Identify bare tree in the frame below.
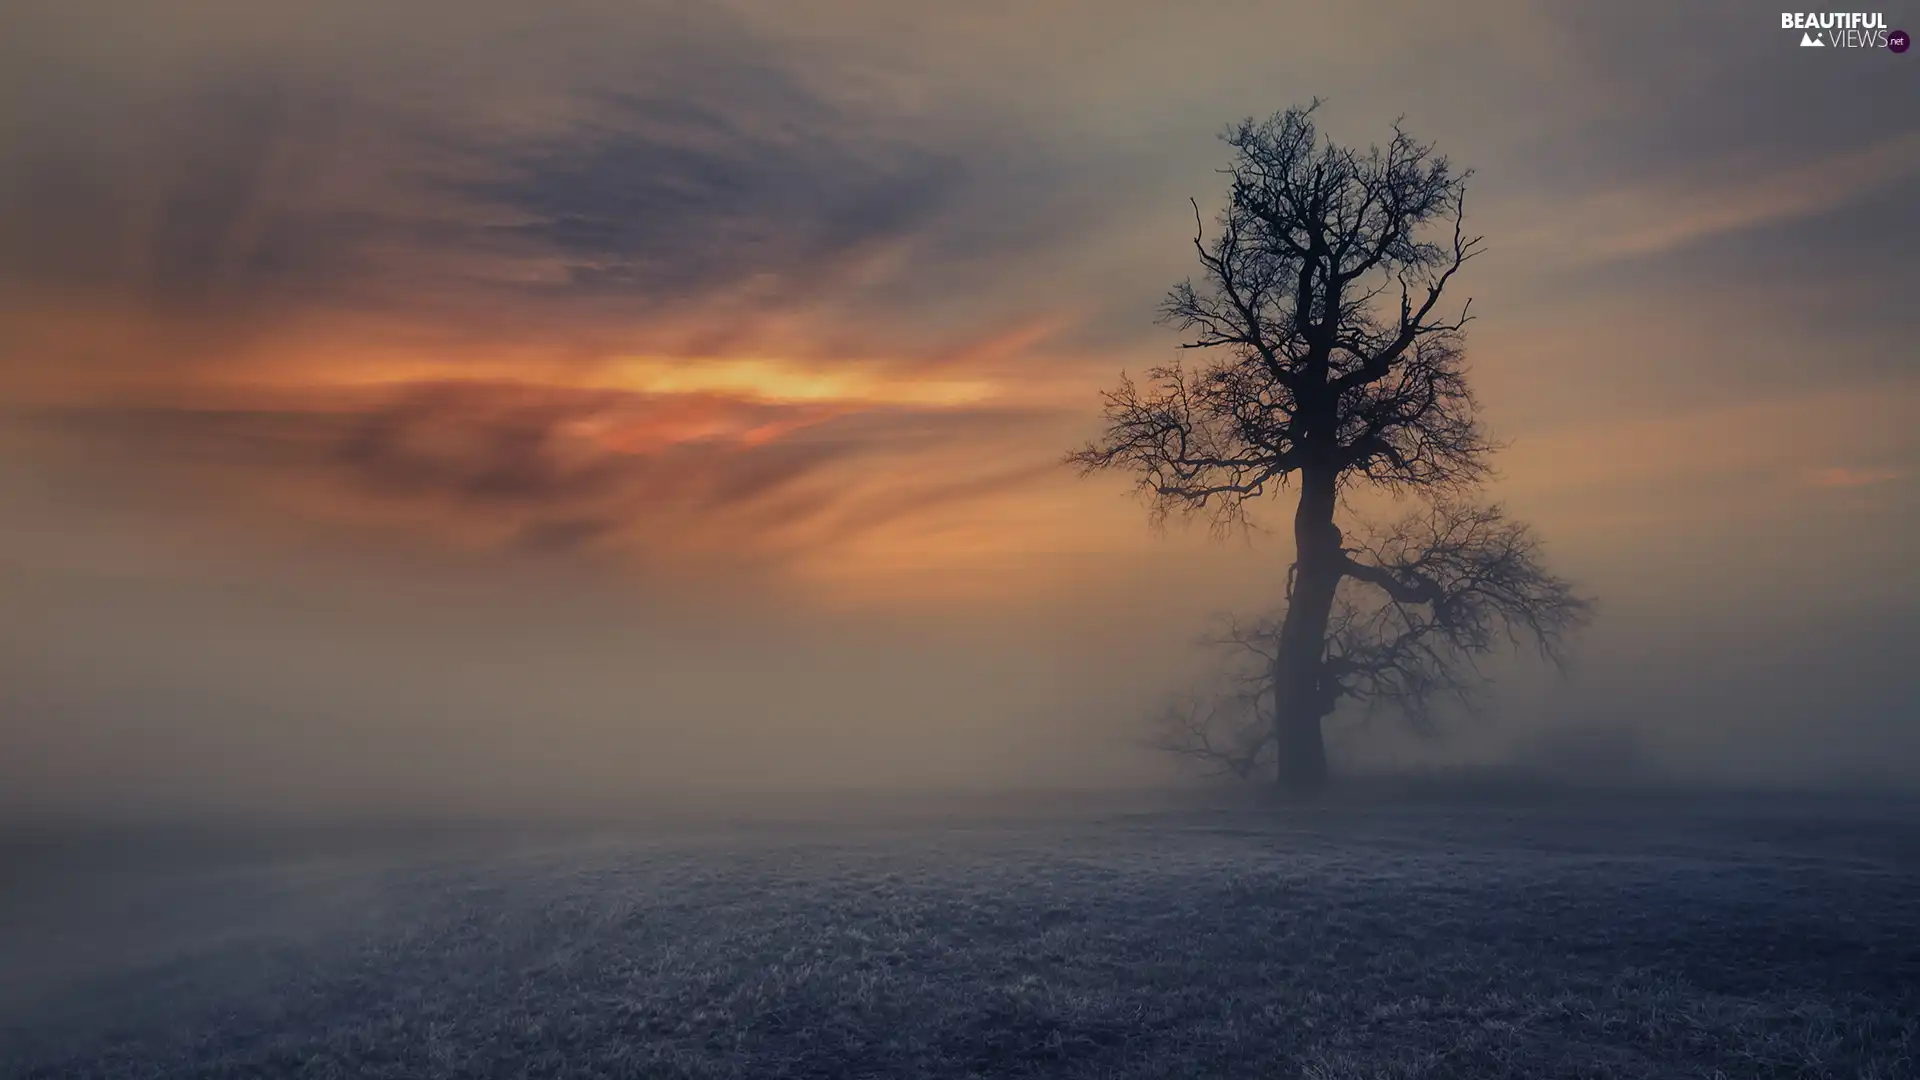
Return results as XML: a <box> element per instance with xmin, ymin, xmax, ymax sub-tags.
<box><xmin>1148</xmin><ymin>614</ymin><xmax>1279</xmax><ymax>780</ymax></box>
<box><xmin>1149</xmin><ymin>692</ymin><xmax>1270</xmax><ymax>781</ymax></box>
<box><xmin>1156</xmin><ymin>501</ymin><xmax>1593</xmax><ymax>781</ymax></box>
<box><xmin>1072</xmin><ymin>102</ymin><xmax>1593</xmax><ymax>789</ymax></box>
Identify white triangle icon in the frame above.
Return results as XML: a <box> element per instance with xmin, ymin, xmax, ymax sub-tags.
<box><xmin>1800</xmin><ymin>31</ymin><xmax>1824</xmax><ymax>45</ymax></box>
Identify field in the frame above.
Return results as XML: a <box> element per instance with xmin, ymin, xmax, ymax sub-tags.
<box><xmin>4</xmin><ymin>788</ymin><xmax>1917</xmax><ymax>1078</ymax></box>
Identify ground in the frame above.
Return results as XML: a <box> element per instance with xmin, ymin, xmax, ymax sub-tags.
<box><xmin>3</xmin><ymin>788</ymin><xmax>1917</xmax><ymax>1078</ymax></box>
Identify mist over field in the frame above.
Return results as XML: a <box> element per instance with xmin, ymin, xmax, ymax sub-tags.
<box><xmin>4</xmin><ymin>452</ymin><xmax>1916</xmax><ymax>820</ymax></box>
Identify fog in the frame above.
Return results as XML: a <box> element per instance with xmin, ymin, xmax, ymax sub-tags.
<box><xmin>0</xmin><ymin>552</ymin><xmax>1158</xmax><ymax>822</ymax></box>
<box><xmin>4</xmin><ymin>447</ymin><xmax>1916</xmax><ymax>825</ymax></box>
<box><xmin>0</xmin><ymin>449</ymin><xmax>1203</xmax><ymax>820</ymax></box>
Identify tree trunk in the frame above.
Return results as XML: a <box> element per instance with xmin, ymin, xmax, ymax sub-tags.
<box><xmin>1273</xmin><ymin>465</ymin><xmax>1342</xmax><ymax>790</ymax></box>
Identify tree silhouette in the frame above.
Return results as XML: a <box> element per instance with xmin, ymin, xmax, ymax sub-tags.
<box><xmin>1074</xmin><ymin>103</ymin><xmax>1593</xmax><ymax>789</ymax></box>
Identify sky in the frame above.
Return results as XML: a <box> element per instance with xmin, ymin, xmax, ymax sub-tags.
<box><xmin>2</xmin><ymin>0</ymin><xmax>1916</xmax><ymax>817</ymax></box>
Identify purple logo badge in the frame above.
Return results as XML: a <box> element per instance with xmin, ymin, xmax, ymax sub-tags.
<box><xmin>1891</xmin><ymin>29</ymin><xmax>1911</xmax><ymax>52</ymax></box>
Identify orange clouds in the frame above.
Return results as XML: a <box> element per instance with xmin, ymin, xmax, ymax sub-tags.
<box><xmin>6</xmin><ymin>354</ymin><xmax>1092</xmax><ymax>599</ymax></box>
<box><xmin>604</xmin><ymin>356</ymin><xmax>998</xmax><ymax>407</ymax></box>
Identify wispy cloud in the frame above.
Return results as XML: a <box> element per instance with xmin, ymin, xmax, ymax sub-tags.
<box><xmin>1505</xmin><ymin>132</ymin><xmax>1920</xmax><ymax>264</ymax></box>
<box><xmin>16</xmin><ymin>377</ymin><xmax>1076</xmax><ymax>584</ymax></box>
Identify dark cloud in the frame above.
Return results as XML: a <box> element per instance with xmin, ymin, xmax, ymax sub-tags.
<box><xmin>337</xmin><ymin>384</ymin><xmax>638</xmax><ymax>507</ymax></box>
<box><xmin>0</xmin><ymin>1</ymin><xmax>1116</xmax><ymax>352</ymax></box>
<box><xmin>327</xmin><ymin>383</ymin><xmax>1058</xmax><ymax>518</ymax></box>
<box><xmin>465</xmin><ymin>86</ymin><xmax>965</xmax><ymax>304</ymax></box>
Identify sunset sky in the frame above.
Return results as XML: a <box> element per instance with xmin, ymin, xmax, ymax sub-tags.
<box><xmin>3</xmin><ymin>0</ymin><xmax>1916</xmax><ymax>814</ymax></box>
